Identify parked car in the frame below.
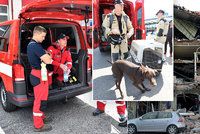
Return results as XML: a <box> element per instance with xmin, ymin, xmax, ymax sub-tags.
<box><xmin>128</xmin><ymin>111</ymin><xmax>186</xmax><ymax>134</ymax></box>
<box><xmin>0</xmin><ymin>0</ymin><xmax>92</xmax><ymax>112</ymax></box>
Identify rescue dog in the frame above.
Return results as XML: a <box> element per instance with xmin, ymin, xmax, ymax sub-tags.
<box><xmin>110</xmin><ymin>60</ymin><xmax>158</xmax><ymax>98</ymax></box>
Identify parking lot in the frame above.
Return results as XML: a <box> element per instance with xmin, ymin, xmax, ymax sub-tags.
<box><xmin>0</xmin><ymin>92</ymin><xmax>127</xmax><ymax>134</ymax></box>
<box><xmin>93</xmin><ymin>48</ymin><xmax>173</xmax><ymax>101</ymax></box>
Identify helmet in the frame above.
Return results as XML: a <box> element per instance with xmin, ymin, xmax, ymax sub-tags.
<box><xmin>114</xmin><ymin>0</ymin><xmax>124</xmax><ymax>5</ymax></box>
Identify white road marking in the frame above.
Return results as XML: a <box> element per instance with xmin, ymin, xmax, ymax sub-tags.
<box><xmin>0</xmin><ymin>127</ymin><xmax>5</xmax><ymax>134</ymax></box>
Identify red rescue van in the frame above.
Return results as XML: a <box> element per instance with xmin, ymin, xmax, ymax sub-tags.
<box><xmin>0</xmin><ymin>0</ymin><xmax>92</xmax><ymax>112</ymax></box>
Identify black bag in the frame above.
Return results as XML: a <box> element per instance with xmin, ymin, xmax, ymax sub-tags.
<box><xmin>107</xmin><ymin>34</ymin><xmax>125</xmax><ymax>47</ymax></box>
<box><xmin>30</xmin><ymin>74</ymin><xmax>40</xmax><ymax>87</ymax></box>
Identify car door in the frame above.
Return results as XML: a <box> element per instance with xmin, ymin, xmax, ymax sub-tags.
<box><xmin>155</xmin><ymin>112</ymin><xmax>172</xmax><ymax>132</ymax></box>
<box><xmin>137</xmin><ymin>112</ymin><xmax>158</xmax><ymax>132</ymax></box>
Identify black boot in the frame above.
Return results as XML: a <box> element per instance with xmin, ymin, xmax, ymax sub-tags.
<box><xmin>92</xmin><ymin>108</ymin><xmax>104</xmax><ymax>116</ymax></box>
<box><xmin>34</xmin><ymin>124</ymin><xmax>52</xmax><ymax>132</ymax></box>
<box><xmin>118</xmin><ymin>115</ymin><xmax>127</xmax><ymax>127</ymax></box>
<box><xmin>43</xmin><ymin>116</ymin><xmax>53</xmax><ymax>124</ymax></box>
<box><xmin>118</xmin><ymin>120</ymin><xmax>127</xmax><ymax>127</ymax></box>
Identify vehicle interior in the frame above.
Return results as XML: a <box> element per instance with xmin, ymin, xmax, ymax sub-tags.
<box><xmin>19</xmin><ymin>23</ymin><xmax>87</xmax><ymax>94</ymax></box>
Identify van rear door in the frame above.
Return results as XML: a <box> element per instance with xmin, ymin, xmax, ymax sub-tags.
<box><xmin>135</xmin><ymin>0</ymin><xmax>146</xmax><ymax>39</ymax></box>
<box><xmin>19</xmin><ymin>0</ymin><xmax>92</xmax><ymax>87</ymax></box>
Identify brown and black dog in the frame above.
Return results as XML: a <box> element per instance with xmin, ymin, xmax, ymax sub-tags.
<box><xmin>111</xmin><ymin>60</ymin><xmax>158</xmax><ymax>98</ymax></box>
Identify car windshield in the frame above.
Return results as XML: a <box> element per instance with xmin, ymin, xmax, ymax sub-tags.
<box><xmin>0</xmin><ymin>25</ymin><xmax>9</xmax><ymax>37</ymax></box>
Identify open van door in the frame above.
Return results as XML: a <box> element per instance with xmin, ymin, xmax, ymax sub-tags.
<box><xmin>93</xmin><ymin>0</ymin><xmax>100</xmax><ymax>49</ymax></box>
<box><xmin>135</xmin><ymin>0</ymin><xmax>146</xmax><ymax>39</ymax></box>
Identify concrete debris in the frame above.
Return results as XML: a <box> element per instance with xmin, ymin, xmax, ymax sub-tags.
<box><xmin>184</xmin><ymin>113</ymin><xmax>200</xmax><ymax>133</ymax></box>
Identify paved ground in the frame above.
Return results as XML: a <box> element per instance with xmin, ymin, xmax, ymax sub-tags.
<box><xmin>93</xmin><ymin>47</ymin><xmax>173</xmax><ymax>101</ymax></box>
<box><xmin>0</xmin><ymin>92</ymin><xmax>127</xmax><ymax>134</ymax></box>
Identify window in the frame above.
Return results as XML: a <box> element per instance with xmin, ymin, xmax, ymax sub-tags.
<box><xmin>157</xmin><ymin>112</ymin><xmax>172</xmax><ymax>119</ymax></box>
<box><xmin>0</xmin><ymin>25</ymin><xmax>11</xmax><ymax>52</ymax></box>
<box><xmin>137</xmin><ymin>8</ymin><xmax>142</xmax><ymax>26</ymax></box>
<box><xmin>142</xmin><ymin>112</ymin><xmax>158</xmax><ymax>120</ymax></box>
<box><xmin>0</xmin><ymin>25</ymin><xmax>9</xmax><ymax>37</ymax></box>
<box><xmin>0</xmin><ymin>5</ymin><xmax>8</xmax><ymax>22</ymax></box>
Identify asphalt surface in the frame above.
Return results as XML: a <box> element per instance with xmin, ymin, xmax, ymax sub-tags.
<box><xmin>0</xmin><ymin>92</ymin><xmax>127</xmax><ymax>134</ymax></box>
<box><xmin>93</xmin><ymin>47</ymin><xmax>173</xmax><ymax>101</ymax></box>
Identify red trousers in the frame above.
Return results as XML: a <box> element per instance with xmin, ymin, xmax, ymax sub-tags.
<box><xmin>31</xmin><ymin>69</ymin><xmax>49</xmax><ymax>129</ymax></box>
<box><xmin>97</xmin><ymin>101</ymin><xmax>126</xmax><ymax>115</ymax></box>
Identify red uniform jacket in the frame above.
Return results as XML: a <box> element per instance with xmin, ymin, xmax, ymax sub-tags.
<box><xmin>47</xmin><ymin>44</ymin><xmax>72</xmax><ymax>75</ymax></box>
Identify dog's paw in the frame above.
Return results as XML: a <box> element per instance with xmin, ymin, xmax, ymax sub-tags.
<box><xmin>141</xmin><ymin>90</ymin><xmax>146</xmax><ymax>93</ymax></box>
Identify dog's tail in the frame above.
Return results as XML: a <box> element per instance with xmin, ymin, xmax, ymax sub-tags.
<box><xmin>107</xmin><ymin>60</ymin><xmax>112</xmax><ymax>65</ymax></box>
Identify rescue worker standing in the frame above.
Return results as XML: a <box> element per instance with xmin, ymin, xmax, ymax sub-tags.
<box><xmin>47</xmin><ymin>33</ymin><xmax>72</xmax><ymax>86</ymax></box>
<box><xmin>93</xmin><ymin>101</ymin><xmax>127</xmax><ymax>127</ymax></box>
<box><xmin>164</xmin><ymin>20</ymin><xmax>173</xmax><ymax>57</ymax></box>
<box><xmin>102</xmin><ymin>0</ymin><xmax>134</xmax><ymax>62</ymax></box>
<box><xmin>27</xmin><ymin>26</ymin><xmax>68</xmax><ymax>132</ymax></box>
<box><xmin>155</xmin><ymin>10</ymin><xmax>168</xmax><ymax>44</ymax></box>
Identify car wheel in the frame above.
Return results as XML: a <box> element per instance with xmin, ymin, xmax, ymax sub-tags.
<box><xmin>167</xmin><ymin>125</ymin><xmax>178</xmax><ymax>134</ymax></box>
<box><xmin>128</xmin><ymin>124</ymin><xmax>137</xmax><ymax>134</ymax></box>
<box><xmin>0</xmin><ymin>82</ymin><xmax>17</xmax><ymax>112</ymax></box>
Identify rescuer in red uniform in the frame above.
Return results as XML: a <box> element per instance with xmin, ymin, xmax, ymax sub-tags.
<box><xmin>27</xmin><ymin>26</ymin><xmax>68</xmax><ymax>132</ymax></box>
<box><xmin>47</xmin><ymin>33</ymin><xmax>72</xmax><ymax>87</ymax></box>
<box><xmin>93</xmin><ymin>101</ymin><xmax>127</xmax><ymax>127</ymax></box>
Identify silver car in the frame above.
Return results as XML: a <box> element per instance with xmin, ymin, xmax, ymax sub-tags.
<box><xmin>128</xmin><ymin>111</ymin><xmax>186</xmax><ymax>134</ymax></box>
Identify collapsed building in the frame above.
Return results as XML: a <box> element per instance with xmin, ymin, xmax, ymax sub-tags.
<box><xmin>174</xmin><ymin>5</ymin><xmax>200</xmax><ymax>114</ymax></box>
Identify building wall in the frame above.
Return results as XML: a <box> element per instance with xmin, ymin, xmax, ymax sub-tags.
<box><xmin>0</xmin><ymin>0</ymin><xmax>35</xmax><ymax>22</ymax></box>
<box><xmin>0</xmin><ymin>0</ymin><xmax>9</xmax><ymax>22</ymax></box>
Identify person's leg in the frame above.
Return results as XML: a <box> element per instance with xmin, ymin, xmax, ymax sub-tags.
<box><xmin>55</xmin><ymin>68</ymin><xmax>64</xmax><ymax>86</ymax></box>
<box><xmin>111</xmin><ymin>44</ymin><xmax>120</xmax><ymax>62</ymax></box>
<box><xmin>169</xmin><ymin>38</ymin><xmax>172</xmax><ymax>57</ymax></box>
<box><xmin>164</xmin><ymin>39</ymin><xmax>168</xmax><ymax>54</ymax></box>
<box><xmin>120</xmin><ymin>39</ymin><xmax>129</xmax><ymax>60</ymax></box>
<box><xmin>31</xmin><ymin>70</ymin><xmax>52</xmax><ymax>132</ymax></box>
<box><xmin>93</xmin><ymin>101</ymin><xmax>106</xmax><ymax>116</ymax></box>
<box><xmin>116</xmin><ymin>101</ymin><xmax>127</xmax><ymax>127</ymax></box>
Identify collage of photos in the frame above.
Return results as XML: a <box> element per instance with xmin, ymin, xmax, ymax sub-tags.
<box><xmin>0</xmin><ymin>0</ymin><xmax>199</xmax><ymax>134</ymax></box>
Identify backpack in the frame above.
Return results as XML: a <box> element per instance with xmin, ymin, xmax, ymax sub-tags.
<box><xmin>159</xmin><ymin>18</ymin><xmax>169</xmax><ymax>36</ymax></box>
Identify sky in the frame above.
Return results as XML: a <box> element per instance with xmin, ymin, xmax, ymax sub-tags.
<box><xmin>174</xmin><ymin>0</ymin><xmax>200</xmax><ymax>11</ymax></box>
<box><xmin>144</xmin><ymin>0</ymin><xmax>173</xmax><ymax>19</ymax></box>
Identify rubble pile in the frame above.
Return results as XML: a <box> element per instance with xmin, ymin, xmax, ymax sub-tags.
<box><xmin>184</xmin><ymin>114</ymin><xmax>200</xmax><ymax>133</ymax></box>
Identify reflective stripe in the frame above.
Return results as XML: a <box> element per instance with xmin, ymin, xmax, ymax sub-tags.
<box><xmin>48</xmin><ymin>72</ymin><xmax>53</xmax><ymax>76</ymax></box>
<box><xmin>15</xmin><ymin>78</ymin><xmax>25</xmax><ymax>81</ymax></box>
<box><xmin>0</xmin><ymin>62</ymin><xmax>12</xmax><ymax>77</ymax></box>
<box><xmin>67</xmin><ymin>62</ymin><xmax>72</xmax><ymax>65</ymax></box>
<box><xmin>88</xmin><ymin>49</ymin><xmax>93</xmax><ymax>54</ymax></box>
<box><xmin>33</xmin><ymin>112</ymin><xmax>43</xmax><ymax>117</ymax></box>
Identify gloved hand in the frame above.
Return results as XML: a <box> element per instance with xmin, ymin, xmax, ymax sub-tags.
<box><xmin>127</xmin><ymin>33</ymin><xmax>132</xmax><ymax>39</ymax></box>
